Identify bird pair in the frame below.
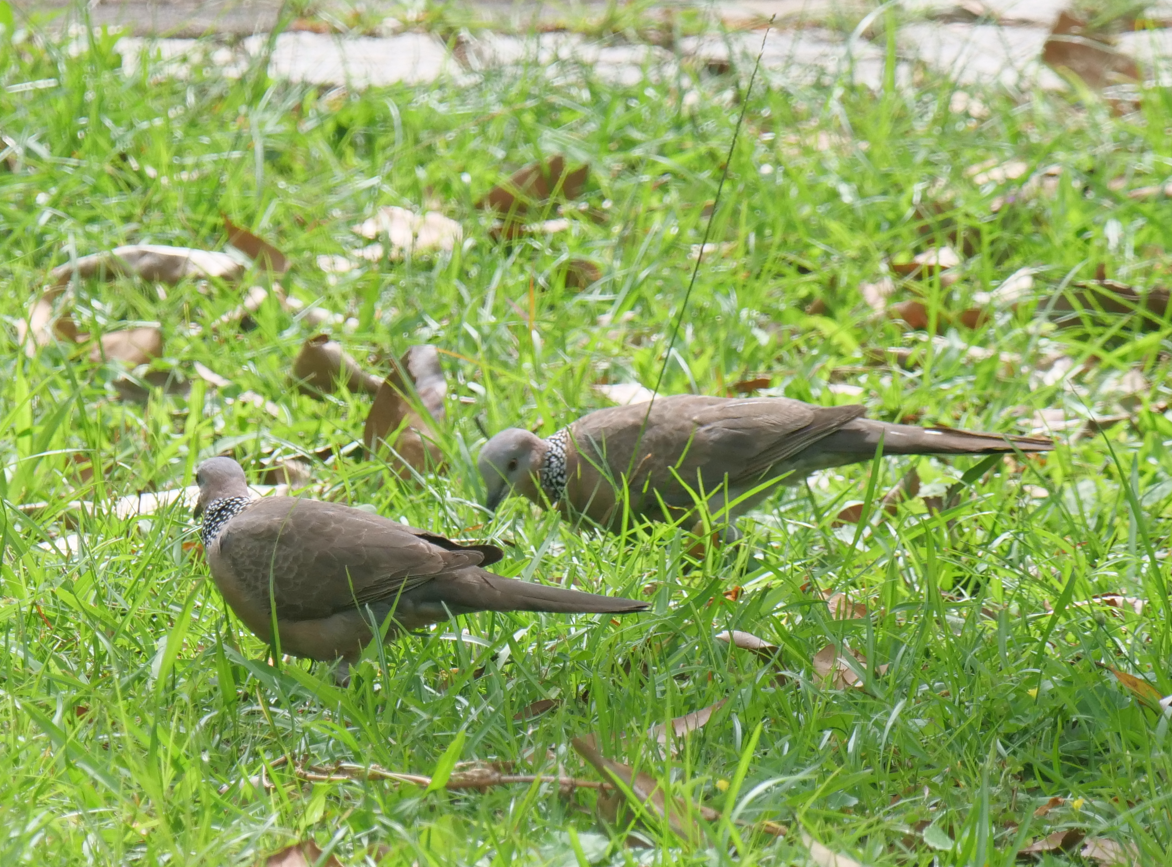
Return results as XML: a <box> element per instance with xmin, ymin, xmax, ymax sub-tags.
<box><xmin>196</xmin><ymin>394</ymin><xmax>1052</xmax><ymax>678</ymax></box>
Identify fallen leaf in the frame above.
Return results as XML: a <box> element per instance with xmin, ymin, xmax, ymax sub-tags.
<box><xmin>812</xmin><ymin>644</ymin><xmax>882</xmax><ymax>689</ymax></box>
<box><xmin>351</xmin><ymin>206</ymin><xmax>463</xmax><ymax>260</ymax></box>
<box><xmin>317</xmin><ymin>254</ymin><xmax>357</xmax><ymax>274</ymax></box>
<box><xmin>256</xmin><ymin>459</ymin><xmax>313</xmax><ymax>487</ymax></box>
<box><xmin>477</xmin><ymin>155</ymin><xmax>589</xmax><ymax>216</ymax></box>
<box><xmin>1081</xmin><ymin>837</ymin><xmax>1140</xmax><ymax>866</ymax></box>
<box><xmin>291</xmin><ymin>334</ymin><xmax>382</xmax><ymax>398</ymax></box>
<box><xmin>112</xmin><ymin>369</ymin><xmax>191</xmax><ymax>402</ymax></box>
<box><xmin>265</xmin><ymin>841</ymin><xmax>344</xmax><ymax>867</ymax></box>
<box><xmin>212</xmin><ymin>284</ymin><xmax>281</xmax><ymax>331</ymax></box>
<box><xmin>1074</xmin><ymin>594</ymin><xmax>1144</xmax><ymax>616</ymax></box>
<box><xmin>18</xmin><ymin>285</ymin><xmax>70</xmax><ymax>356</ymax></box>
<box><xmin>1101</xmin><ymin>665</ymin><xmax>1163</xmax><ymax>707</ymax></box>
<box><xmin>514</xmin><ymin>698</ymin><xmax>560</xmax><ymax>721</ymax></box>
<box><xmin>729</xmin><ymin>377</ymin><xmax>771</xmax><ymax>394</ymax></box>
<box><xmin>571</xmin><ymin>736</ymin><xmax>710</xmax><ymax>846</ymax></box>
<box><xmin>224</xmin><ymin>216</ymin><xmax>289</xmax><ymax>274</ymax></box>
<box><xmin>715</xmin><ymin>630</ymin><xmax>780</xmax><ymax>661</ymax></box>
<box><xmin>1042</xmin><ymin>12</ymin><xmax>1139</xmax><ymax>91</ymax></box>
<box><xmin>801</xmin><ymin>831</ymin><xmax>862</xmax><ymax>867</ymax></box>
<box><xmin>1034</xmin><ymin>796</ymin><xmax>1065</xmax><ymax>818</ymax></box>
<box><xmin>363</xmin><ymin>345</ymin><xmax>447</xmax><ymax>477</ymax></box>
<box><xmin>825</xmin><ymin>592</ymin><xmax>868</xmax><ymax>621</ymax></box>
<box><xmin>834</xmin><ymin>468</ymin><xmax>920</xmax><ymax>526</ymax></box>
<box><xmin>490</xmin><ymin>216</ymin><xmax>574</xmax><ymax>242</ymax></box>
<box><xmin>1047</xmin><ymin>278</ymin><xmax>1170</xmax><ymax>333</ymax></box>
<box><xmin>890</xmin><ymin>246</ymin><xmax>960</xmax><ymax>278</ymax></box>
<box><xmin>1019</xmin><ymin>828</ymin><xmax>1086</xmax><ymax>858</ymax></box>
<box><xmin>690</xmin><ymin>240</ymin><xmax>739</xmax><ymax>260</ymax></box>
<box><xmin>594</xmin><ymin>382</ymin><xmax>656</xmax><ymax>406</ymax></box>
<box><xmin>648</xmin><ymin>699</ymin><xmax>727</xmax><ymax>751</ymax></box>
<box><xmin>193</xmin><ymin>362</ymin><xmax>232</xmax><ymax>388</ymax></box>
<box><xmin>887</xmin><ymin>299</ymin><xmax>932</xmax><ymax>330</ymax></box>
<box><xmin>860</xmin><ymin>276</ymin><xmax>897</xmax><ymax>312</ymax></box>
<box><xmin>564</xmin><ymin>258</ymin><xmax>602</xmax><ymax>289</ymax></box>
<box><xmin>49</xmin><ymin>245</ymin><xmax>245</xmax><ymax>286</ymax></box>
<box><xmin>89</xmin><ymin>326</ymin><xmax>163</xmax><ymax>366</ymax></box>
<box><xmin>966</xmin><ymin>158</ymin><xmax>1029</xmax><ymax>186</ymax></box>
<box><xmin>1122</xmin><ymin>182</ymin><xmax>1172</xmax><ymax>201</ymax></box>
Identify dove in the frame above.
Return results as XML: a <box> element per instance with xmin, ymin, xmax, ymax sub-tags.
<box><xmin>478</xmin><ymin>394</ymin><xmax>1052</xmax><ymax>535</ymax></box>
<box><xmin>194</xmin><ymin>457</ymin><xmax>647</xmax><ymax>679</ymax></box>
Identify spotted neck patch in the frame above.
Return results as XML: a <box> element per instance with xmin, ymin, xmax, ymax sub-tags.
<box><xmin>200</xmin><ymin>496</ymin><xmax>251</xmax><ymax>547</ymax></box>
<box><xmin>540</xmin><ymin>428</ymin><xmax>570</xmax><ymax>504</ymax></box>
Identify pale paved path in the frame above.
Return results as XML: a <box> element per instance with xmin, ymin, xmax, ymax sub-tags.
<box><xmin>14</xmin><ymin>1</ymin><xmax>1172</xmax><ymax>92</ymax></box>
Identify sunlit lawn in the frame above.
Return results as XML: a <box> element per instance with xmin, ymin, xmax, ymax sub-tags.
<box><xmin>2</xmin><ymin>9</ymin><xmax>1171</xmax><ymax>865</ymax></box>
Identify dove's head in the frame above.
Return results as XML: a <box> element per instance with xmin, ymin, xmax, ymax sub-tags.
<box><xmin>478</xmin><ymin>428</ymin><xmax>547</xmax><ymax>512</ymax></box>
<box><xmin>194</xmin><ymin>456</ymin><xmax>250</xmax><ymax>517</ymax></box>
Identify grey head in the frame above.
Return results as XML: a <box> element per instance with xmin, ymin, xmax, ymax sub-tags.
<box><xmin>194</xmin><ymin>456</ymin><xmax>251</xmax><ymax>517</ymax></box>
<box><xmin>477</xmin><ymin>428</ymin><xmax>546</xmax><ymax>512</ymax></box>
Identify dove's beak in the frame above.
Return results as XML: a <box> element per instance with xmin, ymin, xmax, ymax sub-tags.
<box><xmin>485</xmin><ymin>487</ymin><xmax>504</xmax><ymax>513</ymax></box>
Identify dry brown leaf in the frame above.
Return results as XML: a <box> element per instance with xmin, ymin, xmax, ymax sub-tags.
<box><xmin>801</xmin><ymin>831</ymin><xmax>862</xmax><ymax>867</ymax></box>
<box><xmin>265</xmin><ymin>841</ymin><xmax>344</xmax><ymax>867</ymax></box>
<box><xmin>351</xmin><ymin>206</ymin><xmax>463</xmax><ymax>260</ymax></box>
<box><xmin>649</xmin><ymin>699</ymin><xmax>727</xmax><ymax>750</ymax></box>
<box><xmin>224</xmin><ymin>216</ymin><xmax>289</xmax><ymax>274</ymax></box>
<box><xmin>363</xmin><ymin>345</ymin><xmax>447</xmax><ymax>477</ymax></box>
<box><xmin>477</xmin><ymin>155</ymin><xmax>589</xmax><ymax>216</ymax></box>
<box><xmin>571</xmin><ymin>736</ymin><xmax>710</xmax><ymax>845</ymax></box>
<box><xmin>1042</xmin><ymin>12</ymin><xmax>1139</xmax><ymax>91</ymax></box>
<box><xmin>514</xmin><ymin>698</ymin><xmax>559</xmax><ymax>721</ymax></box>
<box><xmin>1101</xmin><ymin>665</ymin><xmax>1163</xmax><ymax>707</ymax></box>
<box><xmin>887</xmin><ymin>299</ymin><xmax>932</xmax><ymax>330</ymax></box>
<box><xmin>212</xmin><ymin>285</ymin><xmax>284</xmax><ymax>331</ymax></box>
<box><xmin>1033</xmin><ymin>796</ymin><xmax>1064</xmax><ymax>818</ymax></box>
<box><xmin>291</xmin><ymin>334</ymin><xmax>382</xmax><ymax>398</ymax></box>
<box><xmin>1081</xmin><ymin>837</ymin><xmax>1140</xmax><ymax>866</ymax></box>
<box><xmin>1020</xmin><ymin>828</ymin><xmax>1086</xmax><ymax>858</ymax></box>
<box><xmin>1123</xmin><ymin>182</ymin><xmax>1172</xmax><ymax>201</ymax></box>
<box><xmin>594</xmin><ymin>383</ymin><xmax>656</xmax><ymax>407</ymax></box>
<box><xmin>966</xmin><ymin>158</ymin><xmax>1029</xmax><ymax>186</ymax></box>
<box><xmin>50</xmin><ymin>245</ymin><xmax>245</xmax><ymax>287</ymax></box>
<box><xmin>1074</xmin><ymin>594</ymin><xmax>1145</xmax><ymax>616</ymax></box>
<box><xmin>193</xmin><ymin>362</ymin><xmax>232</xmax><ymax>388</ymax></box>
<box><xmin>564</xmin><ymin>258</ymin><xmax>602</xmax><ymax>289</ymax></box>
<box><xmin>860</xmin><ymin>276</ymin><xmax>897</xmax><ymax>312</ymax></box>
<box><xmin>729</xmin><ymin>376</ymin><xmax>771</xmax><ymax>394</ymax></box>
<box><xmin>18</xmin><ymin>285</ymin><xmax>69</xmax><ymax>356</ymax></box>
<box><xmin>257</xmin><ymin>459</ymin><xmax>313</xmax><ymax>487</ymax></box>
<box><xmin>890</xmin><ymin>246</ymin><xmax>961</xmax><ymax>278</ymax></box>
<box><xmin>89</xmin><ymin>326</ymin><xmax>164</xmax><ymax>366</ymax></box>
<box><xmin>715</xmin><ymin>630</ymin><xmax>780</xmax><ymax>661</ymax></box>
<box><xmin>825</xmin><ymin>592</ymin><xmax>868</xmax><ymax>621</ymax></box>
<box><xmin>690</xmin><ymin>240</ymin><xmax>739</xmax><ymax>260</ymax></box>
<box><xmin>834</xmin><ymin>468</ymin><xmax>920</xmax><ymax>526</ymax></box>
<box><xmin>812</xmin><ymin>644</ymin><xmax>883</xmax><ymax>689</ymax></box>
<box><xmin>1048</xmin><ymin>278</ymin><xmax>1170</xmax><ymax>332</ymax></box>
<box><xmin>112</xmin><ymin>369</ymin><xmax>190</xmax><ymax>402</ymax></box>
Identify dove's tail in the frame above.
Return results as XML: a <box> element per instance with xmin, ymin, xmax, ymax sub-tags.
<box><xmin>822</xmin><ymin>418</ymin><xmax>1054</xmax><ymax>458</ymax></box>
<box><xmin>417</xmin><ymin>571</ymin><xmax>649</xmax><ymax>617</ymax></box>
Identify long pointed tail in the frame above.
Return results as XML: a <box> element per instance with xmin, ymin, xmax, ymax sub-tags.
<box><xmin>418</xmin><ymin>571</ymin><xmax>649</xmax><ymax>617</ymax></box>
<box><xmin>819</xmin><ymin>418</ymin><xmax>1053</xmax><ymax>458</ymax></box>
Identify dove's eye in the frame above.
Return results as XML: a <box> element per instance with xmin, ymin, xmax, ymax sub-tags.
<box><xmin>507</xmin><ymin>459</ymin><xmax>518</xmax><ymax>472</ymax></box>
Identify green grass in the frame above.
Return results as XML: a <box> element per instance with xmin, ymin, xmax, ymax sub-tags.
<box><xmin>2</xmin><ymin>9</ymin><xmax>1172</xmax><ymax>866</ymax></box>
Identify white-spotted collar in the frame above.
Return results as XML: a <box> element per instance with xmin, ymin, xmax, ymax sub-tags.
<box><xmin>200</xmin><ymin>496</ymin><xmax>251</xmax><ymax>547</ymax></box>
<box><xmin>540</xmin><ymin>428</ymin><xmax>570</xmax><ymax>503</ymax></box>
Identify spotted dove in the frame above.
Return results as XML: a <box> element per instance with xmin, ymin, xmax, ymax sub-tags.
<box><xmin>478</xmin><ymin>394</ymin><xmax>1053</xmax><ymax>534</ymax></box>
<box><xmin>195</xmin><ymin>457</ymin><xmax>647</xmax><ymax>678</ymax></box>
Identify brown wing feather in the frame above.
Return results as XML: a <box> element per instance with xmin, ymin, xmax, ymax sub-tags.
<box><xmin>216</xmin><ymin>498</ymin><xmax>483</xmax><ymax>622</ymax></box>
<box><xmin>572</xmin><ymin>395</ymin><xmax>867</xmax><ymax>510</ymax></box>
